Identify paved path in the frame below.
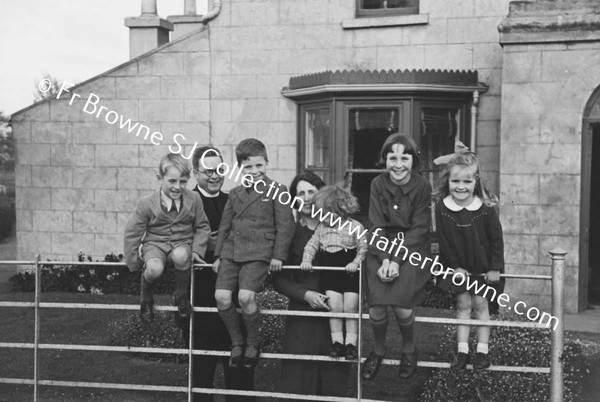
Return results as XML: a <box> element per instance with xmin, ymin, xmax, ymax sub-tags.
<box><xmin>566</xmin><ymin>307</ymin><xmax>600</xmax><ymax>334</ymax></box>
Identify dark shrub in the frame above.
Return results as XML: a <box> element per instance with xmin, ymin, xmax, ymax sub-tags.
<box><xmin>8</xmin><ymin>252</ymin><xmax>180</xmax><ymax>295</ymax></box>
<box><xmin>419</xmin><ymin>322</ymin><xmax>587</xmax><ymax>401</ymax></box>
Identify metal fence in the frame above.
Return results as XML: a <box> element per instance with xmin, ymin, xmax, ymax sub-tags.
<box><xmin>0</xmin><ymin>249</ymin><xmax>567</xmax><ymax>401</ymax></box>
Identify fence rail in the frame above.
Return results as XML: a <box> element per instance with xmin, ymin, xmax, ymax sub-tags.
<box><xmin>0</xmin><ymin>251</ymin><xmax>566</xmax><ymax>401</ymax></box>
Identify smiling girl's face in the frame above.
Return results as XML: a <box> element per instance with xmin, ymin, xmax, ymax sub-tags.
<box><xmin>386</xmin><ymin>143</ymin><xmax>413</xmax><ymax>185</ymax></box>
<box><xmin>448</xmin><ymin>165</ymin><xmax>477</xmax><ymax>206</ymax></box>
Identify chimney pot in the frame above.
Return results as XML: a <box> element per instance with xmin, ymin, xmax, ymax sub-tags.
<box><xmin>125</xmin><ymin>0</ymin><xmax>173</xmax><ymax>59</ymax></box>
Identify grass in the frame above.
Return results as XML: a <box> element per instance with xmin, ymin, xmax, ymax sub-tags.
<box><xmin>0</xmin><ymin>290</ymin><xmax>457</xmax><ymax>401</ymax></box>
<box><xmin>0</xmin><ymin>289</ymin><xmax>596</xmax><ymax>401</ymax></box>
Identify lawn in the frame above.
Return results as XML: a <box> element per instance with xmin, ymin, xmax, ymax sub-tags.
<box><xmin>0</xmin><ymin>289</ymin><xmax>457</xmax><ymax>402</ymax></box>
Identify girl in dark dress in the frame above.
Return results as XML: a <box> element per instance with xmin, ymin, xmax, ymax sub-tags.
<box><xmin>433</xmin><ymin>150</ymin><xmax>504</xmax><ymax>370</ymax></box>
<box><xmin>273</xmin><ymin>172</ymin><xmax>351</xmax><ymax>400</ymax></box>
<box><xmin>361</xmin><ymin>134</ymin><xmax>432</xmax><ymax>381</ymax></box>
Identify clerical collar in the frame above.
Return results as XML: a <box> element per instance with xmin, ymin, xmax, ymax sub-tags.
<box><xmin>443</xmin><ymin>195</ymin><xmax>482</xmax><ymax>211</ymax></box>
<box><xmin>197</xmin><ymin>185</ymin><xmax>220</xmax><ymax>198</ymax></box>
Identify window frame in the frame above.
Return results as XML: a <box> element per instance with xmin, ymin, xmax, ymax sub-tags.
<box><xmin>297</xmin><ymin>94</ymin><xmax>471</xmax><ymax>183</ymax></box>
<box><xmin>355</xmin><ymin>0</ymin><xmax>419</xmax><ymax>18</ymax></box>
<box><xmin>296</xmin><ymin>93</ymin><xmax>472</xmax><ymax>222</ymax></box>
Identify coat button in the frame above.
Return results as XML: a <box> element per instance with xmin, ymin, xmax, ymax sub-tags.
<box><xmin>393</xmin><ymin>205</ymin><xmax>398</xmax><ymax>210</ymax></box>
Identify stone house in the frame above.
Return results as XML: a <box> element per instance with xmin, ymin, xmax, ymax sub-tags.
<box><xmin>9</xmin><ymin>0</ymin><xmax>600</xmax><ymax>314</ymax></box>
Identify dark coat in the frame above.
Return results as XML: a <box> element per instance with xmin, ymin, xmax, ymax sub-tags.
<box><xmin>435</xmin><ymin>196</ymin><xmax>505</xmax><ymax>297</ymax></box>
<box><xmin>365</xmin><ymin>173</ymin><xmax>432</xmax><ymax>308</ymax></box>
<box><xmin>273</xmin><ymin>221</ymin><xmax>350</xmax><ymax>400</ymax></box>
<box><xmin>215</xmin><ymin>177</ymin><xmax>295</xmax><ymax>263</ymax></box>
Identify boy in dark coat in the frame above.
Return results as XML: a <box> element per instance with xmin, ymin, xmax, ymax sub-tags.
<box><xmin>176</xmin><ymin>146</ymin><xmax>255</xmax><ymax>402</ymax></box>
<box><xmin>213</xmin><ymin>138</ymin><xmax>295</xmax><ymax>370</ymax></box>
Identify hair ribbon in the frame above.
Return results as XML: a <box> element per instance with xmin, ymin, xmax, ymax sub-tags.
<box><xmin>432</xmin><ymin>140</ymin><xmax>470</xmax><ymax>166</ymax></box>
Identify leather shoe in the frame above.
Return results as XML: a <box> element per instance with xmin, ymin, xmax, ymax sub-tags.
<box><xmin>174</xmin><ymin>293</ymin><xmax>191</xmax><ymax>319</ymax></box>
<box><xmin>361</xmin><ymin>350</ymin><xmax>385</xmax><ymax>380</ymax></box>
<box><xmin>450</xmin><ymin>352</ymin><xmax>469</xmax><ymax>370</ymax></box>
<box><xmin>328</xmin><ymin>342</ymin><xmax>345</xmax><ymax>358</ymax></box>
<box><xmin>243</xmin><ymin>345</ymin><xmax>260</xmax><ymax>369</ymax></box>
<box><xmin>229</xmin><ymin>344</ymin><xmax>244</xmax><ymax>369</ymax></box>
<box><xmin>398</xmin><ymin>348</ymin><xmax>418</xmax><ymax>378</ymax></box>
<box><xmin>345</xmin><ymin>344</ymin><xmax>358</xmax><ymax>360</ymax></box>
<box><xmin>473</xmin><ymin>352</ymin><xmax>491</xmax><ymax>369</ymax></box>
<box><xmin>140</xmin><ymin>300</ymin><xmax>154</xmax><ymax>323</ymax></box>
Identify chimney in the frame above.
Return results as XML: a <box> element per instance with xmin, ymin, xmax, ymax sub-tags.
<box><xmin>167</xmin><ymin>0</ymin><xmax>207</xmax><ymax>40</ymax></box>
<box><xmin>125</xmin><ymin>0</ymin><xmax>174</xmax><ymax>59</ymax></box>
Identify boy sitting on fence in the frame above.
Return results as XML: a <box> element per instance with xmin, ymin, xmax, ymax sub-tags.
<box><xmin>213</xmin><ymin>138</ymin><xmax>295</xmax><ymax>370</ymax></box>
<box><xmin>124</xmin><ymin>153</ymin><xmax>211</xmax><ymax>323</ymax></box>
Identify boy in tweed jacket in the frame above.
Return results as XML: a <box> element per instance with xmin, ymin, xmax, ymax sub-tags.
<box><xmin>124</xmin><ymin>153</ymin><xmax>210</xmax><ymax>323</ymax></box>
<box><xmin>213</xmin><ymin>139</ymin><xmax>295</xmax><ymax>370</ymax></box>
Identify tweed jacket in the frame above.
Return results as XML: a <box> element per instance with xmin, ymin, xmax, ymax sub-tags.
<box><xmin>123</xmin><ymin>188</ymin><xmax>211</xmax><ymax>271</ymax></box>
<box><xmin>214</xmin><ymin>176</ymin><xmax>295</xmax><ymax>263</ymax></box>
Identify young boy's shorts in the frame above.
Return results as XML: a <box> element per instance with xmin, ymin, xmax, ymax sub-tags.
<box><xmin>216</xmin><ymin>259</ymin><xmax>269</xmax><ymax>293</ymax></box>
<box><xmin>141</xmin><ymin>241</ymin><xmax>192</xmax><ymax>268</ymax></box>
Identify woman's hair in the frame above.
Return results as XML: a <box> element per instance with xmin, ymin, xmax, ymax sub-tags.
<box><xmin>378</xmin><ymin>133</ymin><xmax>421</xmax><ymax>170</ymax></box>
<box><xmin>289</xmin><ymin>171</ymin><xmax>326</xmax><ymax>199</ymax></box>
<box><xmin>312</xmin><ymin>185</ymin><xmax>359</xmax><ymax>219</ymax></box>
<box><xmin>432</xmin><ymin>152</ymin><xmax>498</xmax><ymax>206</ymax></box>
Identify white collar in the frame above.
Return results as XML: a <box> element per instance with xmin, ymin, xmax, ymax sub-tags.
<box><xmin>443</xmin><ymin>195</ymin><xmax>482</xmax><ymax>211</ymax></box>
<box><xmin>197</xmin><ymin>185</ymin><xmax>220</xmax><ymax>198</ymax></box>
<box><xmin>160</xmin><ymin>190</ymin><xmax>181</xmax><ymax>212</ymax></box>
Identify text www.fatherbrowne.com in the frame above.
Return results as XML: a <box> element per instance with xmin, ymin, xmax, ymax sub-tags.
<box><xmin>198</xmin><ymin>149</ymin><xmax>560</xmax><ymax>331</ymax></box>
<box><xmin>308</xmin><ymin>205</ymin><xmax>560</xmax><ymax>331</ymax></box>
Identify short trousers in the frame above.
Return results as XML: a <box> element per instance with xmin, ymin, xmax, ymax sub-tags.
<box><xmin>215</xmin><ymin>259</ymin><xmax>269</xmax><ymax>293</ymax></box>
<box><xmin>141</xmin><ymin>241</ymin><xmax>192</xmax><ymax>268</ymax></box>
<box><xmin>317</xmin><ymin>249</ymin><xmax>360</xmax><ymax>294</ymax></box>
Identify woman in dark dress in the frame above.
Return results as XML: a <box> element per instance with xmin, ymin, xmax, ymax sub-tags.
<box><xmin>273</xmin><ymin>171</ymin><xmax>351</xmax><ymax>400</ymax></box>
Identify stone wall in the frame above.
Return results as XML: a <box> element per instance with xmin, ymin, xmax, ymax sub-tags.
<box><xmin>209</xmin><ymin>0</ymin><xmax>510</xmax><ymax>193</ymax></box>
<box><xmin>11</xmin><ymin>0</ymin><xmax>510</xmax><ymax>262</ymax></box>
<box><xmin>499</xmin><ymin>0</ymin><xmax>600</xmax><ymax>313</ymax></box>
<box><xmin>11</xmin><ymin>29</ymin><xmax>213</xmax><ymax>261</ymax></box>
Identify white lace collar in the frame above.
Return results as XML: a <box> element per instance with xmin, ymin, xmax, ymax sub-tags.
<box><xmin>443</xmin><ymin>195</ymin><xmax>482</xmax><ymax>211</ymax></box>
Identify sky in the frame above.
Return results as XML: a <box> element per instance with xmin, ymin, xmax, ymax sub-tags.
<box><xmin>0</xmin><ymin>0</ymin><xmax>199</xmax><ymax>115</ymax></box>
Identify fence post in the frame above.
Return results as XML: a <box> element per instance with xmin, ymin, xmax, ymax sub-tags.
<box><xmin>357</xmin><ymin>263</ymin><xmax>363</xmax><ymax>402</ymax></box>
<box><xmin>549</xmin><ymin>248</ymin><xmax>566</xmax><ymax>402</ymax></box>
<box><xmin>33</xmin><ymin>254</ymin><xmax>41</xmax><ymax>402</ymax></box>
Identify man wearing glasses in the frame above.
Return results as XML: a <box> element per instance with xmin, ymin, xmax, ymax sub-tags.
<box><xmin>176</xmin><ymin>146</ymin><xmax>256</xmax><ymax>402</ymax></box>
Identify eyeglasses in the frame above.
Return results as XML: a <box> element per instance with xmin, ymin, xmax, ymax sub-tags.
<box><xmin>196</xmin><ymin>169</ymin><xmax>222</xmax><ymax>178</ymax></box>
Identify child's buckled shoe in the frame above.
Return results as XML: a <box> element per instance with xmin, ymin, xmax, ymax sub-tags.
<box><xmin>361</xmin><ymin>350</ymin><xmax>385</xmax><ymax>380</ymax></box>
<box><xmin>229</xmin><ymin>344</ymin><xmax>244</xmax><ymax>369</ymax></box>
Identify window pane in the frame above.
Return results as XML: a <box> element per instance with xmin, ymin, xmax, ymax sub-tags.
<box><xmin>347</xmin><ymin>107</ymin><xmax>402</xmax><ymax>218</ymax></box>
<box><xmin>305</xmin><ymin>108</ymin><xmax>331</xmax><ymax>169</ymax></box>
<box><xmin>420</xmin><ymin>107</ymin><xmax>459</xmax><ymax>182</ymax></box>
<box><xmin>361</xmin><ymin>0</ymin><xmax>418</xmax><ymax>10</ymax></box>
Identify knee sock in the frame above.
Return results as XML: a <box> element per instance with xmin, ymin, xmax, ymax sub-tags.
<box><xmin>242</xmin><ymin>310</ymin><xmax>261</xmax><ymax>347</ymax></box>
<box><xmin>477</xmin><ymin>343</ymin><xmax>488</xmax><ymax>354</ymax></box>
<box><xmin>345</xmin><ymin>332</ymin><xmax>358</xmax><ymax>346</ymax></box>
<box><xmin>140</xmin><ymin>273</ymin><xmax>154</xmax><ymax>302</ymax></box>
<box><xmin>370</xmin><ymin>314</ymin><xmax>388</xmax><ymax>355</ymax></box>
<box><xmin>218</xmin><ymin>305</ymin><xmax>244</xmax><ymax>346</ymax></box>
<box><xmin>173</xmin><ymin>268</ymin><xmax>191</xmax><ymax>297</ymax></box>
<box><xmin>396</xmin><ymin>311</ymin><xmax>415</xmax><ymax>353</ymax></box>
<box><xmin>331</xmin><ymin>332</ymin><xmax>344</xmax><ymax>344</ymax></box>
